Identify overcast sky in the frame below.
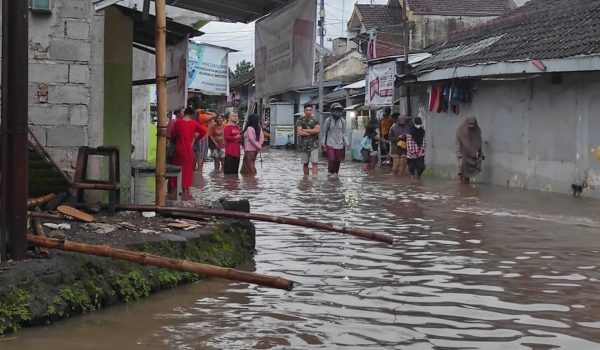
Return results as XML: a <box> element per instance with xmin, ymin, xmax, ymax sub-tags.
<box><xmin>193</xmin><ymin>0</ymin><xmax>388</xmax><ymax>68</ymax></box>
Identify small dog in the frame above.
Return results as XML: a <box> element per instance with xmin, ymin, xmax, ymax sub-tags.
<box><xmin>572</xmin><ymin>182</ymin><xmax>588</xmax><ymax>197</ymax></box>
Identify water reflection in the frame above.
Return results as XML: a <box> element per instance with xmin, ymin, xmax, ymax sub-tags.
<box><xmin>6</xmin><ymin>149</ymin><xmax>600</xmax><ymax>349</ymax></box>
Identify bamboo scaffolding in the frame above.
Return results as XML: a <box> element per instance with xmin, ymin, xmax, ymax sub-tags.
<box><xmin>154</xmin><ymin>0</ymin><xmax>168</xmax><ymax>206</ymax></box>
<box><xmin>26</xmin><ymin>235</ymin><xmax>294</xmax><ymax>291</ymax></box>
<box><xmin>117</xmin><ymin>205</ymin><xmax>394</xmax><ymax>245</ymax></box>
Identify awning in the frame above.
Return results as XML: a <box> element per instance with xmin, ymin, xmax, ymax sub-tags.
<box><xmin>341</xmin><ymin>80</ymin><xmax>365</xmax><ymax>90</ymax></box>
<box><xmin>95</xmin><ymin>0</ymin><xmax>293</xmax><ymax>23</ymax></box>
<box><xmin>344</xmin><ymin>103</ymin><xmax>363</xmax><ymax>111</ymax></box>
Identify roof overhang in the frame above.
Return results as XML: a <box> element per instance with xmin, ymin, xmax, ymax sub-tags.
<box><xmin>416</xmin><ymin>55</ymin><xmax>600</xmax><ymax>82</ymax></box>
<box><xmin>119</xmin><ymin>6</ymin><xmax>203</xmax><ymax>48</ymax></box>
<box><xmin>95</xmin><ymin>0</ymin><xmax>293</xmax><ymax>23</ymax></box>
<box><xmin>166</xmin><ymin>0</ymin><xmax>293</xmax><ymax>23</ymax></box>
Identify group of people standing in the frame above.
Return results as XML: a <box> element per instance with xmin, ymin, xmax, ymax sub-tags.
<box><xmin>361</xmin><ymin>109</ymin><xmax>426</xmax><ymax>179</ymax></box>
<box><xmin>296</xmin><ymin>103</ymin><xmax>485</xmax><ymax>183</ymax></box>
<box><xmin>166</xmin><ymin>107</ymin><xmax>265</xmax><ymax>195</ymax></box>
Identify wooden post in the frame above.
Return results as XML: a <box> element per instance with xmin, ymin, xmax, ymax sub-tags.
<box><xmin>155</xmin><ymin>0</ymin><xmax>168</xmax><ymax>206</ymax></box>
<box><xmin>1</xmin><ymin>0</ymin><xmax>29</xmax><ymax>261</ymax></box>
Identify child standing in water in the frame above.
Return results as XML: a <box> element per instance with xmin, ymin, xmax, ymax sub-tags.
<box><xmin>360</xmin><ymin>128</ymin><xmax>378</xmax><ymax>172</ymax></box>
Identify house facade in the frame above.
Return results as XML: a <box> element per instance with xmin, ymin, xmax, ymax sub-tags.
<box><xmin>409</xmin><ymin>0</ymin><xmax>600</xmax><ymax>198</ymax></box>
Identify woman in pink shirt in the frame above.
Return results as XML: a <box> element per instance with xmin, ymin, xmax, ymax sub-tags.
<box><xmin>240</xmin><ymin>114</ymin><xmax>265</xmax><ymax>175</ymax></box>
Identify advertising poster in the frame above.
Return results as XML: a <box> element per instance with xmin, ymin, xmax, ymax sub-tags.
<box><xmin>188</xmin><ymin>42</ymin><xmax>230</xmax><ymax>96</ymax></box>
<box><xmin>365</xmin><ymin>61</ymin><xmax>396</xmax><ymax>106</ymax></box>
<box><xmin>167</xmin><ymin>39</ymin><xmax>188</xmax><ymax>110</ymax></box>
<box><xmin>274</xmin><ymin>125</ymin><xmax>295</xmax><ymax>146</ymax></box>
<box><xmin>255</xmin><ymin>0</ymin><xmax>316</xmax><ymax>97</ymax></box>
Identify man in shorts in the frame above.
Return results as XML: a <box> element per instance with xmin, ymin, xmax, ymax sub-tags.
<box><xmin>296</xmin><ymin>103</ymin><xmax>321</xmax><ymax>176</ymax></box>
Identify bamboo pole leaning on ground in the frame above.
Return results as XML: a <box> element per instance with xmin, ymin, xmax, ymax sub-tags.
<box><xmin>26</xmin><ymin>235</ymin><xmax>294</xmax><ymax>291</ymax></box>
<box><xmin>117</xmin><ymin>205</ymin><xmax>394</xmax><ymax>245</ymax></box>
<box><xmin>27</xmin><ymin>193</ymin><xmax>57</xmax><ymax>208</ymax></box>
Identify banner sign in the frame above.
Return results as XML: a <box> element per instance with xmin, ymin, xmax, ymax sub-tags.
<box><xmin>255</xmin><ymin>0</ymin><xmax>316</xmax><ymax>97</ymax></box>
<box><xmin>167</xmin><ymin>39</ymin><xmax>188</xmax><ymax>110</ymax></box>
<box><xmin>188</xmin><ymin>42</ymin><xmax>230</xmax><ymax>96</ymax></box>
<box><xmin>365</xmin><ymin>61</ymin><xmax>396</xmax><ymax>106</ymax></box>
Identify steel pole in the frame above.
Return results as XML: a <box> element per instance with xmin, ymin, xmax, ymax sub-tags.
<box><xmin>402</xmin><ymin>0</ymin><xmax>412</xmax><ymax>116</ymax></box>
<box><xmin>318</xmin><ymin>0</ymin><xmax>325</xmax><ymax>124</ymax></box>
<box><xmin>1</xmin><ymin>0</ymin><xmax>29</xmax><ymax>260</ymax></box>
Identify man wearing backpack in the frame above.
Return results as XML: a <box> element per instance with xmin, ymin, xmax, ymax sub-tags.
<box><xmin>321</xmin><ymin>103</ymin><xmax>348</xmax><ymax>177</ymax></box>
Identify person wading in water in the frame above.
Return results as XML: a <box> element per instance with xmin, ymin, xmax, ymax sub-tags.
<box><xmin>296</xmin><ymin>103</ymin><xmax>321</xmax><ymax>176</ymax></box>
<box><xmin>240</xmin><ymin>114</ymin><xmax>265</xmax><ymax>175</ymax></box>
<box><xmin>171</xmin><ymin>107</ymin><xmax>207</xmax><ymax>194</ymax></box>
<box><xmin>456</xmin><ymin>116</ymin><xmax>485</xmax><ymax>183</ymax></box>
<box><xmin>322</xmin><ymin>103</ymin><xmax>348</xmax><ymax>177</ymax></box>
<box><xmin>406</xmin><ymin>117</ymin><xmax>426</xmax><ymax>179</ymax></box>
<box><xmin>223</xmin><ymin>112</ymin><xmax>242</xmax><ymax>175</ymax></box>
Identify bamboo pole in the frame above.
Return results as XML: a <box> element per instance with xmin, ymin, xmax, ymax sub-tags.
<box><xmin>26</xmin><ymin>235</ymin><xmax>294</xmax><ymax>291</ymax></box>
<box><xmin>32</xmin><ymin>217</ymin><xmax>50</xmax><ymax>256</ymax></box>
<box><xmin>27</xmin><ymin>193</ymin><xmax>57</xmax><ymax>208</ymax></box>
<box><xmin>154</xmin><ymin>0</ymin><xmax>168</xmax><ymax>207</ymax></box>
<box><xmin>28</xmin><ymin>211</ymin><xmax>65</xmax><ymax>221</ymax></box>
<box><xmin>117</xmin><ymin>205</ymin><xmax>394</xmax><ymax>245</ymax></box>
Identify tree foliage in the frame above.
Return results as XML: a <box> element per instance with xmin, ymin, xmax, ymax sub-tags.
<box><xmin>230</xmin><ymin>60</ymin><xmax>253</xmax><ymax>81</ymax></box>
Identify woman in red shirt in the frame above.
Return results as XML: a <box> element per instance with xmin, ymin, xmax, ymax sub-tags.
<box><xmin>223</xmin><ymin>112</ymin><xmax>241</xmax><ymax>175</ymax></box>
<box><xmin>171</xmin><ymin>107</ymin><xmax>207</xmax><ymax>193</ymax></box>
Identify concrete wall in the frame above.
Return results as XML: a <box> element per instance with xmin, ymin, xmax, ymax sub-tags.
<box><xmin>412</xmin><ymin>72</ymin><xmax>600</xmax><ymax>198</ymax></box>
<box><xmin>131</xmin><ymin>48</ymin><xmax>156</xmax><ymax>161</ymax></box>
<box><xmin>104</xmin><ymin>7</ymin><xmax>133</xmax><ymax>203</ymax></box>
<box><xmin>324</xmin><ymin>52</ymin><xmax>365</xmax><ymax>83</ymax></box>
<box><xmin>21</xmin><ymin>0</ymin><xmax>105</xmax><ymax>178</ymax></box>
<box><xmin>409</xmin><ymin>14</ymin><xmax>497</xmax><ymax>50</ymax></box>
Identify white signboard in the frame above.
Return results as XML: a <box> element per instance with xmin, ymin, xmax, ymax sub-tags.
<box><xmin>274</xmin><ymin>125</ymin><xmax>295</xmax><ymax>146</ymax></box>
<box><xmin>188</xmin><ymin>42</ymin><xmax>230</xmax><ymax>96</ymax></box>
<box><xmin>255</xmin><ymin>0</ymin><xmax>316</xmax><ymax>97</ymax></box>
<box><xmin>167</xmin><ymin>39</ymin><xmax>188</xmax><ymax>110</ymax></box>
<box><xmin>365</xmin><ymin>61</ymin><xmax>396</xmax><ymax>106</ymax></box>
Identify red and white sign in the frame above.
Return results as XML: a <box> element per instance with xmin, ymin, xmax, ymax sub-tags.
<box><xmin>365</xmin><ymin>61</ymin><xmax>396</xmax><ymax>106</ymax></box>
<box><xmin>255</xmin><ymin>0</ymin><xmax>316</xmax><ymax>97</ymax></box>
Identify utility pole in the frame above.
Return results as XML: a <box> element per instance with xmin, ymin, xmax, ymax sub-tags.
<box><xmin>318</xmin><ymin>0</ymin><xmax>325</xmax><ymax>124</ymax></box>
<box><xmin>1</xmin><ymin>0</ymin><xmax>29</xmax><ymax>261</ymax></box>
<box><xmin>402</xmin><ymin>0</ymin><xmax>412</xmax><ymax>116</ymax></box>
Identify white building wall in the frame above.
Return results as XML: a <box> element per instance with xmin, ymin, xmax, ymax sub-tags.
<box><xmin>413</xmin><ymin>72</ymin><xmax>600</xmax><ymax>198</ymax></box>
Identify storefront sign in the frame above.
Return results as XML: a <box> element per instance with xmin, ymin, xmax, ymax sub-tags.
<box><xmin>365</xmin><ymin>61</ymin><xmax>396</xmax><ymax>106</ymax></box>
<box><xmin>255</xmin><ymin>0</ymin><xmax>316</xmax><ymax>97</ymax></box>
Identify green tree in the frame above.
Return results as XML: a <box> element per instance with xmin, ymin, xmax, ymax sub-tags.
<box><xmin>230</xmin><ymin>60</ymin><xmax>253</xmax><ymax>81</ymax></box>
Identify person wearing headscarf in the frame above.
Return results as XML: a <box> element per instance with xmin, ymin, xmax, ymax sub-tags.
<box><xmin>388</xmin><ymin>114</ymin><xmax>410</xmax><ymax>175</ymax></box>
<box><xmin>406</xmin><ymin>117</ymin><xmax>426</xmax><ymax>179</ymax></box>
<box><xmin>456</xmin><ymin>116</ymin><xmax>484</xmax><ymax>183</ymax></box>
<box><xmin>171</xmin><ymin>107</ymin><xmax>207</xmax><ymax>194</ymax></box>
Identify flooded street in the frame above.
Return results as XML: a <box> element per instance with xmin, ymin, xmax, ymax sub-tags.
<box><xmin>5</xmin><ymin>149</ymin><xmax>600</xmax><ymax>349</ymax></box>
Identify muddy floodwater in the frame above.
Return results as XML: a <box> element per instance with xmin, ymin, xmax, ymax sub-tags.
<box><xmin>4</xmin><ymin>149</ymin><xmax>600</xmax><ymax>349</ymax></box>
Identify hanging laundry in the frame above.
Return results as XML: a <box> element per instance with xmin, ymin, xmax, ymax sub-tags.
<box><xmin>428</xmin><ymin>85</ymin><xmax>437</xmax><ymax>112</ymax></box>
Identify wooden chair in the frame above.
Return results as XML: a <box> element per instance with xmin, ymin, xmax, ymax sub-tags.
<box><xmin>72</xmin><ymin>146</ymin><xmax>120</xmax><ymax>212</ymax></box>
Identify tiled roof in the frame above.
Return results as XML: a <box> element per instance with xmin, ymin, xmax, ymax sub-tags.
<box><xmin>323</xmin><ymin>50</ymin><xmax>361</xmax><ymax>68</ymax></box>
<box><xmin>416</xmin><ymin>0</ymin><xmax>600</xmax><ymax>72</ymax></box>
<box><xmin>355</xmin><ymin>4</ymin><xmax>404</xmax><ymax>31</ymax></box>
<box><xmin>406</xmin><ymin>0</ymin><xmax>514</xmax><ymax>16</ymax></box>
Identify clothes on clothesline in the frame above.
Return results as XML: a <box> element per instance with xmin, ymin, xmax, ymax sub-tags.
<box><xmin>428</xmin><ymin>80</ymin><xmax>473</xmax><ymax>115</ymax></box>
